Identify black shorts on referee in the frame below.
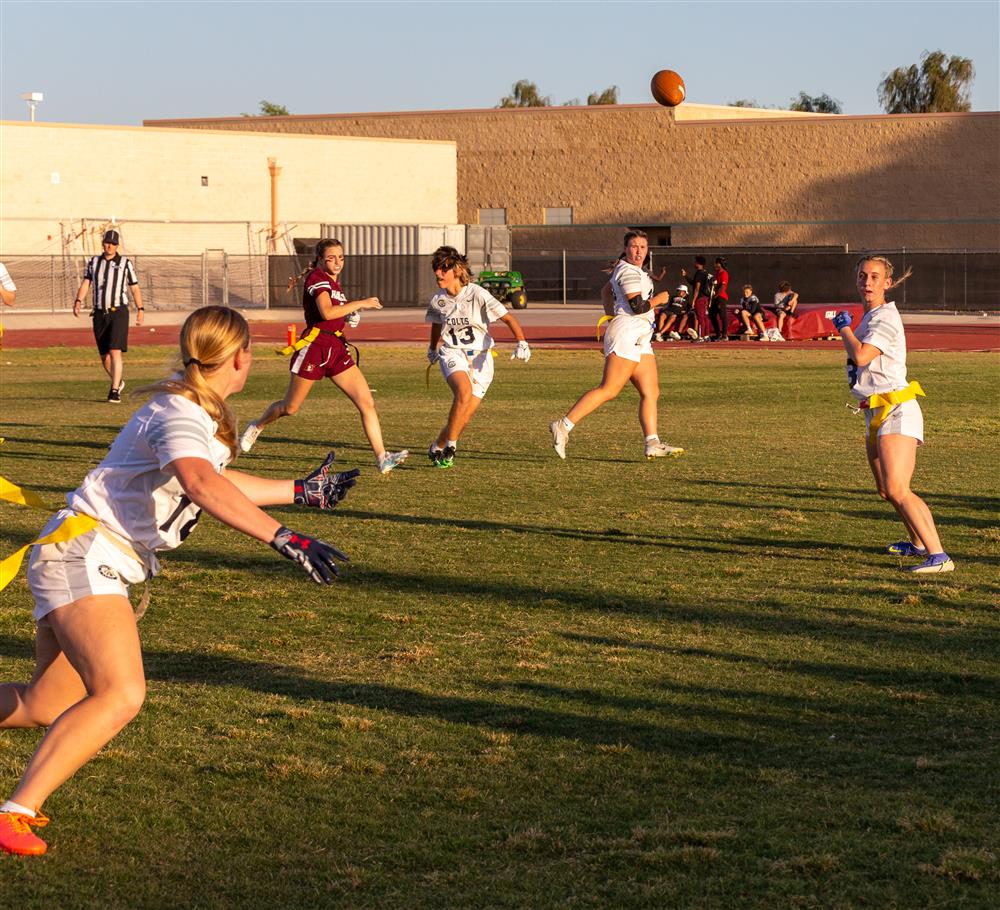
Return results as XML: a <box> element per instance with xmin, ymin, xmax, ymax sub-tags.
<box><xmin>92</xmin><ymin>307</ymin><xmax>129</xmax><ymax>355</ymax></box>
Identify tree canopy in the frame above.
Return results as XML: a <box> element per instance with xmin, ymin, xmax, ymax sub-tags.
<box><xmin>242</xmin><ymin>100</ymin><xmax>290</xmax><ymax>117</ymax></box>
<box><xmin>789</xmin><ymin>92</ymin><xmax>843</xmax><ymax>114</ymax></box>
<box><xmin>878</xmin><ymin>50</ymin><xmax>975</xmax><ymax>113</ymax></box>
<box><xmin>497</xmin><ymin>80</ymin><xmax>551</xmax><ymax>108</ymax></box>
<box><xmin>587</xmin><ymin>86</ymin><xmax>619</xmax><ymax>106</ymax></box>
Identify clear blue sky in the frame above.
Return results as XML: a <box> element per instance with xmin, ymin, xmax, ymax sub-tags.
<box><xmin>2</xmin><ymin>0</ymin><xmax>997</xmax><ymax>123</ymax></box>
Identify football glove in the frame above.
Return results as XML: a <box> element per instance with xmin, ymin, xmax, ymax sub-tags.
<box><xmin>832</xmin><ymin>311</ymin><xmax>853</xmax><ymax>330</ymax></box>
<box><xmin>270</xmin><ymin>525</ymin><xmax>349</xmax><ymax>584</ymax></box>
<box><xmin>427</xmin><ymin>347</ymin><xmax>440</xmax><ymax>364</ymax></box>
<box><xmin>294</xmin><ymin>451</ymin><xmax>360</xmax><ymax>511</ymax></box>
<box><xmin>345</xmin><ymin>311</ymin><xmax>361</xmax><ymax>328</ymax></box>
<box><xmin>511</xmin><ymin>340</ymin><xmax>532</xmax><ymax>362</ymax></box>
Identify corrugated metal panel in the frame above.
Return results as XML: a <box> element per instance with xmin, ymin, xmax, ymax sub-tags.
<box><xmin>321</xmin><ymin>224</ymin><xmax>466</xmax><ymax>256</ymax></box>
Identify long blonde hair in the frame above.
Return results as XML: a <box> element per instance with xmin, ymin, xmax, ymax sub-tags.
<box><xmin>855</xmin><ymin>254</ymin><xmax>913</xmax><ymax>288</ymax></box>
<box><xmin>139</xmin><ymin>306</ymin><xmax>251</xmax><ymax>459</ymax></box>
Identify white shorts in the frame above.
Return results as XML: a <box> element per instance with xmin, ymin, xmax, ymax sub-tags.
<box><xmin>27</xmin><ymin>511</ymin><xmax>148</xmax><ymax>621</ymax></box>
<box><xmin>438</xmin><ymin>347</ymin><xmax>495</xmax><ymax>399</ymax></box>
<box><xmin>603</xmin><ymin>314</ymin><xmax>654</xmax><ymax>363</ymax></box>
<box><xmin>865</xmin><ymin>398</ymin><xmax>924</xmax><ymax>444</ymax></box>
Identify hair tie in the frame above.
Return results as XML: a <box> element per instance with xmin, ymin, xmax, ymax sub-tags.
<box><xmin>184</xmin><ymin>358</ymin><xmax>202</xmax><ymax>367</ymax></box>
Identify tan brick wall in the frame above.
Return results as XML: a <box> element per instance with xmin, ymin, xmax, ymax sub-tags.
<box><xmin>146</xmin><ymin>105</ymin><xmax>1000</xmax><ymax>250</ymax></box>
<box><xmin>0</xmin><ymin>122</ymin><xmax>456</xmax><ymax>254</ymax></box>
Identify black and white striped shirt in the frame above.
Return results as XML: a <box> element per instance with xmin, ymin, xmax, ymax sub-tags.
<box><xmin>83</xmin><ymin>254</ymin><xmax>139</xmax><ymax>311</ymax></box>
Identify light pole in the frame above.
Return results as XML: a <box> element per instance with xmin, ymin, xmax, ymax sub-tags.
<box><xmin>21</xmin><ymin>92</ymin><xmax>44</xmax><ymax>122</ymax></box>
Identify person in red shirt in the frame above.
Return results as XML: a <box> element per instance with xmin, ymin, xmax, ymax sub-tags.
<box><xmin>710</xmin><ymin>256</ymin><xmax>730</xmax><ymax>341</ymax></box>
<box><xmin>239</xmin><ymin>239</ymin><xmax>408</xmax><ymax>474</ymax></box>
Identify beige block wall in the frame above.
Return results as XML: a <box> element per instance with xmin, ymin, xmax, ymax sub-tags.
<box><xmin>146</xmin><ymin>105</ymin><xmax>1000</xmax><ymax>250</ymax></box>
<box><xmin>0</xmin><ymin>122</ymin><xmax>457</xmax><ymax>254</ymax></box>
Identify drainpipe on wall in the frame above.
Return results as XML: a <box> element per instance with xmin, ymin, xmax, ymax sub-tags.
<box><xmin>267</xmin><ymin>157</ymin><xmax>281</xmax><ymax>253</ymax></box>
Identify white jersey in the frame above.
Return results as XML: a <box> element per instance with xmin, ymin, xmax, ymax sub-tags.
<box><xmin>0</xmin><ymin>262</ymin><xmax>16</xmax><ymax>292</ymax></box>
<box><xmin>66</xmin><ymin>393</ymin><xmax>232</xmax><ymax>565</ymax></box>
<box><xmin>847</xmin><ymin>301</ymin><xmax>910</xmax><ymax>400</ymax></box>
<box><xmin>426</xmin><ymin>283</ymin><xmax>508</xmax><ymax>353</ymax></box>
<box><xmin>610</xmin><ymin>261</ymin><xmax>655</xmax><ymax>324</ymax></box>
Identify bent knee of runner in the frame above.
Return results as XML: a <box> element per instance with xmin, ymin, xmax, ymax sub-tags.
<box><xmin>100</xmin><ymin>679</ymin><xmax>148</xmax><ymax>729</ymax></box>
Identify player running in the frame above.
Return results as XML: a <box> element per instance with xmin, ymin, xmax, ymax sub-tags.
<box><xmin>832</xmin><ymin>255</ymin><xmax>954</xmax><ymax>574</ymax></box>
<box><xmin>0</xmin><ymin>306</ymin><xmax>360</xmax><ymax>856</ymax></box>
<box><xmin>239</xmin><ymin>238</ymin><xmax>408</xmax><ymax>474</ymax></box>
<box><xmin>550</xmin><ymin>230</ymin><xmax>684</xmax><ymax>461</ymax></box>
<box><xmin>425</xmin><ymin>246</ymin><xmax>531</xmax><ymax>468</ymax></box>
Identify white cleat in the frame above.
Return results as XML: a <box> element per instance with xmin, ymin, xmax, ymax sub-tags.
<box><xmin>378</xmin><ymin>449</ymin><xmax>410</xmax><ymax>475</ymax></box>
<box><xmin>239</xmin><ymin>421</ymin><xmax>263</xmax><ymax>453</ymax></box>
<box><xmin>645</xmin><ymin>441</ymin><xmax>685</xmax><ymax>460</ymax></box>
<box><xmin>550</xmin><ymin>420</ymin><xmax>569</xmax><ymax>460</ymax></box>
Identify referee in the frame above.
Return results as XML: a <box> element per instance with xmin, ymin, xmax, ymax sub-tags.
<box><xmin>72</xmin><ymin>229</ymin><xmax>144</xmax><ymax>402</ymax></box>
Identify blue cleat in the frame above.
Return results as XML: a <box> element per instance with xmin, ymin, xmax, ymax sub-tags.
<box><xmin>887</xmin><ymin>541</ymin><xmax>927</xmax><ymax>557</ymax></box>
<box><xmin>905</xmin><ymin>553</ymin><xmax>955</xmax><ymax>574</ymax></box>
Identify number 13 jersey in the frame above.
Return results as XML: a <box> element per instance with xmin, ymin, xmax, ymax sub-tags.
<box><xmin>425</xmin><ymin>283</ymin><xmax>508</xmax><ymax>353</ymax></box>
<box><xmin>66</xmin><ymin>393</ymin><xmax>232</xmax><ymax>562</ymax></box>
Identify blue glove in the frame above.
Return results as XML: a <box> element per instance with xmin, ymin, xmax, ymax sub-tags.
<box><xmin>270</xmin><ymin>525</ymin><xmax>349</xmax><ymax>584</ymax></box>
<box><xmin>832</xmin><ymin>311</ymin><xmax>853</xmax><ymax>331</ymax></box>
<box><xmin>294</xmin><ymin>451</ymin><xmax>360</xmax><ymax>510</ymax></box>
<box><xmin>427</xmin><ymin>347</ymin><xmax>440</xmax><ymax>364</ymax></box>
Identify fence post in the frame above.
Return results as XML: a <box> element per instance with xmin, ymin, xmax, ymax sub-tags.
<box><xmin>562</xmin><ymin>249</ymin><xmax>567</xmax><ymax>305</ymax></box>
<box><xmin>223</xmin><ymin>252</ymin><xmax>230</xmax><ymax>308</ymax></box>
<box><xmin>50</xmin><ymin>255</ymin><xmax>55</xmax><ymax>313</ymax></box>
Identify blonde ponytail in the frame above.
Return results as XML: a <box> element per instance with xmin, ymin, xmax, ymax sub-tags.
<box><xmin>855</xmin><ymin>254</ymin><xmax>914</xmax><ymax>288</ymax></box>
<box><xmin>138</xmin><ymin>306</ymin><xmax>251</xmax><ymax>459</ymax></box>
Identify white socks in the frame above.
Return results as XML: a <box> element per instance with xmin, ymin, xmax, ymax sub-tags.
<box><xmin>1</xmin><ymin>799</ymin><xmax>35</xmax><ymax>817</ymax></box>
<box><xmin>645</xmin><ymin>434</ymin><xmax>659</xmax><ymax>444</ymax></box>
<box><xmin>560</xmin><ymin>417</ymin><xmax>575</xmax><ymax>432</ymax></box>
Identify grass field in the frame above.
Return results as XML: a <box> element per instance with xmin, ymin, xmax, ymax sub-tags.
<box><xmin>1</xmin><ymin>344</ymin><xmax>998</xmax><ymax>909</ymax></box>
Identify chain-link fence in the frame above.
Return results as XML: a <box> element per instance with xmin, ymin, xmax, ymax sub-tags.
<box><xmin>512</xmin><ymin>248</ymin><xmax>1000</xmax><ymax>311</ymax></box>
<box><xmin>4</xmin><ymin>248</ymin><xmax>998</xmax><ymax>312</ymax></box>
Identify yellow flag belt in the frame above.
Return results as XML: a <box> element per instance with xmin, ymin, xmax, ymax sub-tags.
<box><xmin>863</xmin><ymin>380</ymin><xmax>926</xmax><ymax>444</ymax></box>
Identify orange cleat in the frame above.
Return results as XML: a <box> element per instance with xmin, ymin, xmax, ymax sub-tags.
<box><xmin>0</xmin><ymin>810</ymin><xmax>49</xmax><ymax>856</ymax></box>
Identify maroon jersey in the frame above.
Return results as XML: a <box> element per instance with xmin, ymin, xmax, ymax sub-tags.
<box><xmin>302</xmin><ymin>267</ymin><xmax>348</xmax><ymax>334</ymax></box>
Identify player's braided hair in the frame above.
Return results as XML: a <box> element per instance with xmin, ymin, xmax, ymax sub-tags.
<box><xmin>138</xmin><ymin>306</ymin><xmax>251</xmax><ymax>459</ymax></box>
<box><xmin>855</xmin><ymin>254</ymin><xmax>913</xmax><ymax>287</ymax></box>
<box><xmin>431</xmin><ymin>246</ymin><xmax>472</xmax><ymax>286</ymax></box>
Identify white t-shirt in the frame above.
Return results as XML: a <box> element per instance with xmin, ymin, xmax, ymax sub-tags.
<box><xmin>610</xmin><ymin>261</ymin><xmax>655</xmax><ymax>324</ymax></box>
<box><xmin>847</xmin><ymin>302</ymin><xmax>909</xmax><ymax>400</ymax></box>
<box><xmin>66</xmin><ymin>393</ymin><xmax>232</xmax><ymax>560</ymax></box>
<box><xmin>0</xmin><ymin>263</ymin><xmax>16</xmax><ymax>292</ymax></box>
<box><xmin>425</xmin><ymin>283</ymin><xmax>508</xmax><ymax>353</ymax></box>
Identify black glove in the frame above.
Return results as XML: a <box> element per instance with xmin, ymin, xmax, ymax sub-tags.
<box><xmin>293</xmin><ymin>451</ymin><xmax>360</xmax><ymax>510</ymax></box>
<box><xmin>270</xmin><ymin>525</ymin><xmax>349</xmax><ymax>584</ymax></box>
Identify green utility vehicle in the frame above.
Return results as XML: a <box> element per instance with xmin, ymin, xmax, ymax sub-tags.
<box><xmin>478</xmin><ymin>270</ymin><xmax>527</xmax><ymax>309</ymax></box>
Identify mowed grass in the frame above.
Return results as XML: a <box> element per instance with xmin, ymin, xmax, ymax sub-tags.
<box><xmin>1</xmin><ymin>343</ymin><xmax>998</xmax><ymax>909</ymax></box>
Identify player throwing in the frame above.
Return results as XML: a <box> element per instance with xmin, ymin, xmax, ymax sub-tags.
<box><xmin>239</xmin><ymin>239</ymin><xmax>408</xmax><ymax>474</ymax></box>
<box><xmin>0</xmin><ymin>306</ymin><xmax>360</xmax><ymax>856</ymax></box>
<box><xmin>833</xmin><ymin>256</ymin><xmax>954</xmax><ymax>574</ymax></box>
<box><xmin>425</xmin><ymin>246</ymin><xmax>531</xmax><ymax>468</ymax></box>
<box><xmin>550</xmin><ymin>230</ymin><xmax>684</xmax><ymax>461</ymax></box>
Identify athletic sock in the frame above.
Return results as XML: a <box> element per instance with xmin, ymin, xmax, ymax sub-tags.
<box><xmin>1</xmin><ymin>800</ymin><xmax>35</xmax><ymax>817</ymax></box>
<box><xmin>560</xmin><ymin>416</ymin><xmax>575</xmax><ymax>432</ymax></box>
<box><xmin>430</xmin><ymin>444</ymin><xmax>443</xmax><ymax>453</ymax></box>
<box><xmin>445</xmin><ymin>440</ymin><xmax>458</xmax><ymax>450</ymax></box>
<box><xmin>645</xmin><ymin>434</ymin><xmax>659</xmax><ymax>444</ymax></box>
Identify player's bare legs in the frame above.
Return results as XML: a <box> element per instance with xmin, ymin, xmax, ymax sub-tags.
<box><xmin>435</xmin><ymin>372</ymin><xmax>482</xmax><ymax>448</ymax></box>
<box><xmin>867</xmin><ymin>433</ymin><xmax>942</xmax><ymax>554</ymax></box>
<box><xmin>331</xmin><ymin>365</ymin><xmax>387</xmax><ymax>458</ymax></box>
<box><xmin>5</xmin><ymin>596</ymin><xmax>145</xmax><ymax>812</ymax></box>
<box><xmin>0</xmin><ymin>619</ymin><xmax>87</xmax><ymax>729</ymax></box>
<box><xmin>101</xmin><ymin>350</ymin><xmax>124</xmax><ymax>390</ymax></box>
<box><xmin>254</xmin><ymin>374</ymin><xmax>315</xmax><ymax>428</ymax></box>
<box><xmin>629</xmin><ymin>354</ymin><xmax>660</xmax><ymax>438</ymax></box>
<box><xmin>565</xmin><ymin>353</ymin><xmax>636</xmax><ymax>425</ymax></box>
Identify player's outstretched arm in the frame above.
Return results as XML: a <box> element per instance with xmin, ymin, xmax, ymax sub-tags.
<box><xmin>499</xmin><ymin>313</ymin><xmax>531</xmax><ymax>361</ymax></box>
<box><xmin>225</xmin><ymin>452</ymin><xmax>360</xmax><ymax>511</ymax></box>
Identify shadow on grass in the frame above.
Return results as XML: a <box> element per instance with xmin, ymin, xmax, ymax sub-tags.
<box><xmin>556</xmin><ymin>633</ymin><xmax>1000</xmax><ymax>699</ymax></box>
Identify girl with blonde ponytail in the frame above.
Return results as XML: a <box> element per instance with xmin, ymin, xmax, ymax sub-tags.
<box><xmin>1</xmin><ymin>305</ymin><xmax>362</xmax><ymax>857</ymax></box>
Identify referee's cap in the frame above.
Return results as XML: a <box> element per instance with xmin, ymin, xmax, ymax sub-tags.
<box><xmin>102</xmin><ymin>229</ymin><xmax>120</xmax><ymax>245</ymax></box>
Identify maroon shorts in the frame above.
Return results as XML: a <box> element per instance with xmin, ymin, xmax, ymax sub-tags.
<box><xmin>289</xmin><ymin>336</ymin><xmax>355</xmax><ymax>380</ymax></box>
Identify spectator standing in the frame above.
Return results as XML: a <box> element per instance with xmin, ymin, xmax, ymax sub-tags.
<box><xmin>710</xmin><ymin>256</ymin><xmax>730</xmax><ymax>341</ymax></box>
<box><xmin>689</xmin><ymin>255</ymin><xmax>714</xmax><ymax>341</ymax></box>
<box><xmin>73</xmin><ymin>230</ymin><xmax>144</xmax><ymax>403</ymax></box>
